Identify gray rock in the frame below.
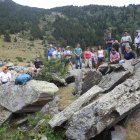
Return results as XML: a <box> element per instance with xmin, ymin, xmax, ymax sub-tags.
<box><xmin>111</xmin><ymin>126</ymin><xmax>126</xmax><ymax>140</ymax></box>
<box><xmin>122</xmin><ymin>60</ymin><xmax>134</xmax><ymax>74</ymax></box>
<box><xmin>48</xmin><ymin>85</ymin><xmax>103</xmax><ymax>128</ymax></box>
<box><xmin>98</xmin><ymin>63</ymin><xmax>123</xmax><ymax>75</ymax></box>
<box><xmin>32</xmin><ymin>119</ymin><xmax>46</xmax><ymax>133</ymax></box>
<box><xmin>66</xmin><ymin>79</ymin><xmax>140</xmax><ymax>140</ymax></box>
<box><xmin>0</xmin><ymin>107</ymin><xmax>12</xmax><ymax>126</ymax></box>
<box><xmin>41</xmin><ymin>96</ymin><xmax>60</xmax><ymax>115</ymax></box>
<box><xmin>40</xmin><ymin>137</ymin><xmax>48</xmax><ymax>140</ymax></box>
<box><xmin>52</xmin><ymin>73</ymin><xmax>67</xmax><ymax>86</ymax></box>
<box><xmin>0</xmin><ymin>80</ymin><xmax>59</xmax><ymax>113</ymax></box>
<box><xmin>82</xmin><ymin>70</ymin><xmax>102</xmax><ymax>94</ymax></box>
<box><xmin>98</xmin><ymin>70</ymin><xmax>131</xmax><ymax>92</ymax></box>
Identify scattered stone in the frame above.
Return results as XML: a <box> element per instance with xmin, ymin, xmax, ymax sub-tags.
<box><xmin>66</xmin><ymin>79</ymin><xmax>140</xmax><ymax>140</ymax></box>
<box><xmin>32</xmin><ymin>119</ymin><xmax>46</xmax><ymax>133</ymax></box>
<box><xmin>0</xmin><ymin>107</ymin><xmax>12</xmax><ymax>126</ymax></box>
<box><xmin>41</xmin><ymin>96</ymin><xmax>60</xmax><ymax>115</ymax></box>
<box><xmin>49</xmin><ymin>85</ymin><xmax>103</xmax><ymax>128</ymax></box>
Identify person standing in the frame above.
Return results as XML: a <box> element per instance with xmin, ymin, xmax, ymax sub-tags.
<box><xmin>47</xmin><ymin>44</ymin><xmax>55</xmax><ymax>60</ymax></box>
<box><xmin>84</xmin><ymin>48</ymin><xmax>92</xmax><ymax>69</ymax></box>
<box><xmin>121</xmin><ymin>31</ymin><xmax>132</xmax><ymax>59</ymax></box>
<box><xmin>105</xmin><ymin>32</ymin><xmax>114</xmax><ymax>62</ymax></box>
<box><xmin>134</xmin><ymin>32</ymin><xmax>140</xmax><ymax>58</ymax></box>
<box><xmin>74</xmin><ymin>43</ymin><xmax>82</xmax><ymax>69</ymax></box>
<box><xmin>91</xmin><ymin>48</ymin><xmax>98</xmax><ymax>70</ymax></box>
<box><xmin>97</xmin><ymin>45</ymin><xmax>105</xmax><ymax>66</ymax></box>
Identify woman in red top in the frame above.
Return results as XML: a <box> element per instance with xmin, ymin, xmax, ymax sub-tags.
<box><xmin>84</xmin><ymin>48</ymin><xmax>92</xmax><ymax>68</ymax></box>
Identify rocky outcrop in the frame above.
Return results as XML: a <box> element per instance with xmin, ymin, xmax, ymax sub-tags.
<box><xmin>0</xmin><ymin>107</ymin><xmax>12</xmax><ymax>126</ymax></box>
<box><xmin>49</xmin><ymin>85</ymin><xmax>103</xmax><ymax>128</ymax></box>
<box><xmin>65</xmin><ymin>79</ymin><xmax>140</xmax><ymax>140</ymax></box>
<box><xmin>98</xmin><ymin>70</ymin><xmax>131</xmax><ymax>92</ymax></box>
<box><xmin>0</xmin><ymin>80</ymin><xmax>59</xmax><ymax>113</ymax></box>
<box><xmin>51</xmin><ymin>73</ymin><xmax>67</xmax><ymax>86</ymax></box>
<box><xmin>74</xmin><ymin>69</ymin><xmax>102</xmax><ymax>95</ymax></box>
<box><xmin>98</xmin><ymin>63</ymin><xmax>123</xmax><ymax>75</ymax></box>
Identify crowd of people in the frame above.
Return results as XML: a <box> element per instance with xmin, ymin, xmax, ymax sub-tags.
<box><xmin>0</xmin><ymin>31</ymin><xmax>139</xmax><ymax>86</ymax></box>
<box><xmin>46</xmin><ymin>31</ymin><xmax>140</xmax><ymax>70</ymax></box>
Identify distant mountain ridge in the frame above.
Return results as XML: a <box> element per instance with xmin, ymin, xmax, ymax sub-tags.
<box><xmin>0</xmin><ymin>0</ymin><xmax>140</xmax><ymax>46</ymax></box>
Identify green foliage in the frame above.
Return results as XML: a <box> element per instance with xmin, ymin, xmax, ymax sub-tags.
<box><xmin>37</xmin><ymin>58</ymin><xmax>68</xmax><ymax>82</ymax></box>
<box><xmin>0</xmin><ymin>112</ymin><xmax>65</xmax><ymax>140</ymax></box>
<box><xmin>4</xmin><ymin>32</ymin><xmax>11</xmax><ymax>42</ymax></box>
<box><xmin>28</xmin><ymin>112</ymin><xmax>65</xmax><ymax>140</ymax></box>
<box><xmin>16</xmin><ymin>56</ymin><xmax>23</xmax><ymax>62</ymax></box>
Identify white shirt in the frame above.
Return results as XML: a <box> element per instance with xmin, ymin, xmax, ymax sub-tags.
<box><xmin>52</xmin><ymin>50</ymin><xmax>58</xmax><ymax>58</ymax></box>
<box><xmin>121</xmin><ymin>36</ymin><xmax>131</xmax><ymax>43</ymax></box>
<box><xmin>134</xmin><ymin>37</ymin><xmax>140</xmax><ymax>44</ymax></box>
<box><xmin>98</xmin><ymin>50</ymin><xmax>104</xmax><ymax>58</ymax></box>
<box><xmin>64</xmin><ymin>50</ymin><xmax>72</xmax><ymax>58</ymax></box>
<box><xmin>0</xmin><ymin>72</ymin><xmax>11</xmax><ymax>82</ymax></box>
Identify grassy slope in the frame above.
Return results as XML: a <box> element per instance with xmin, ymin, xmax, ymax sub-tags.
<box><xmin>0</xmin><ymin>35</ymin><xmax>44</xmax><ymax>65</ymax></box>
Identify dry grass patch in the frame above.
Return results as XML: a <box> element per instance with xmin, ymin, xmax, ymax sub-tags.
<box><xmin>125</xmin><ymin>120</ymin><xmax>140</xmax><ymax>140</ymax></box>
<box><xmin>57</xmin><ymin>84</ymin><xmax>77</xmax><ymax>110</ymax></box>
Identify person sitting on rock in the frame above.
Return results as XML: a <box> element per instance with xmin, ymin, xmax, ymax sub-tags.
<box><xmin>124</xmin><ymin>45</ymin><xmax>135</xmax><ymax>60</ymax></box>
<box><xmin>0</xmin><ymin>66</ymin><xmax>11</xmax><ymax>85</ymax></box>
<box><xmin>110</xmin><ymin>48</ymin><xmax>120</xmax><ymax>64</ymax></box>
<box><xmin>15</xmin><ymin>73</ymin><xmax>32</xmax><ymax>85</ymax></box>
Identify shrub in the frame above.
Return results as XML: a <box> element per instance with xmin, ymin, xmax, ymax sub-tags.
<box><xmin>37</xmin><ymin>58</ymin><xmax>68</xmax><ymax>82</ymax></box>
<box><xmin>16</xmin><ymin>57</ymin><xmax>23</xmax><ymax>62</ymax></box>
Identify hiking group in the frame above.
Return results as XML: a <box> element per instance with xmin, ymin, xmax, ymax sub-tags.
<box><xmin>46</xmin><ymin>31</ymin><xmax>139</xmax><ymax>69</ymax></box>
<box><xmin>0</xmin><ymin>31</ymin><xmax>140</xmax><ymax>85</ymax></box>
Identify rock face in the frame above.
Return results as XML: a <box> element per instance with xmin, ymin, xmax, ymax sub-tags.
<box><xmin>98</xmin><ymin>70</ymin><xmax>131</xmax><ymax>92</ymax></box>
<box><xmin>0</xmin><ymin>80</ymin><xmax>59</xmax><ymax>113</ymax></box>
<box><xmin>74</xmin><ymin>69</ymin><xmax>102</xmax><ymax>95</ymax></box>
<box><xmin>66</xmin><ymin>79</ymin><xmax>140</xmax><ymax>140</ymax></box>
<box><xmin>49</xmin><ymin>85</ymin><xmax>103</xmax><ymax>128</ymax></box>
<box><xmin>98</xmin><ymin>63</ymin><xmax>123</xmax><ymax>75</ymax></box>
<box><xmin>82</xmin><ymin>70</ymin><xmax>102</xmax><ymax>94</ymax></box>
<box><xmin>0</xmin><ymin>107</ymin><xmax>12</xmax><ymax>126</ymax></box>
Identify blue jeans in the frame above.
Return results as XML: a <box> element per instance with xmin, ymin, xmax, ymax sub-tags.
<box><xmin>107</xmin><ymin>45</ymin><xmax>112</xmax><ymax>62</ymax></box>
<box><xmin>75</xmin><ymin>57</ymin><xmax>82</xmax><ymax>69</ymax></box>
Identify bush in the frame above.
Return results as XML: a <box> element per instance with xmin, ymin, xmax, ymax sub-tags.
<box><xmin>37</xmin><ymin>58</ymin><xmax>68</xmax><ymax>82</ymax></box>
<box><xmin>16</xmin><ymin>57</ymin><xmax>23</xmax><ymax>62</ymax></box>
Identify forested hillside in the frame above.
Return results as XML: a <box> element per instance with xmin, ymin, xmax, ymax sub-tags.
<box><xmin>0</xmin><ymin>0</ymin><xmax>140</xmax><ymax>47</ymax></box>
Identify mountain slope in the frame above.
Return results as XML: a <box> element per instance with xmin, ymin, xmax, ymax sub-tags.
<box><xmin>0</xmin><ymin>1</ymin><xmax>140</xmax><ymax>47</ymax></box>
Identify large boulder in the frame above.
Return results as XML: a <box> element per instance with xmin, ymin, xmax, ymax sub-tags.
<box><xmin>49</xmin><ymin>85</ymin><xmax>103</xmax><ymax>128</ymax></box>
<box><xmin>98</xmin><ymin>70</ymin><xmax>131</xmax><ymax>92</ymax></box>
<box><xmin>0</xmin><ymin>80</ymin><xmax>59</xmax><ymax>113</ymax></box>
<box><xmin>66</xmin><ymin>79</ymin><xmax>140</xmax><ymax>140</ymax></box>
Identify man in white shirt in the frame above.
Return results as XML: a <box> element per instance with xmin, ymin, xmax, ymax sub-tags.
<box><xmin>121</xmin><ymin>31</ymin><xmax>132</xmax><ymax>58</ymax></box>
<box><xmin>134</xmin><ymin>32</ymin><xmax>140</xmax><ymax>57</ymax></box>
<box><xmin>0</xmin><ymin>66</ymin><xmax>11</xmax><ymax>85</ymax></box>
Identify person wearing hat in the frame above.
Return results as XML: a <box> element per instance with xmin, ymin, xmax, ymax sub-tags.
<box><xmin>64</xmin><ymin>46</ymin><xmax>73</xmax><ymax>69</ymax></box>
<box><xmin>0</xmin><ymin>66</ymin><xmax>11</xmax><ymax>85</ymax></box>
<box><xmin>124</xmin><ymin>45</ymin><xmax>135</xmax><ymax>60</ymax></box>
